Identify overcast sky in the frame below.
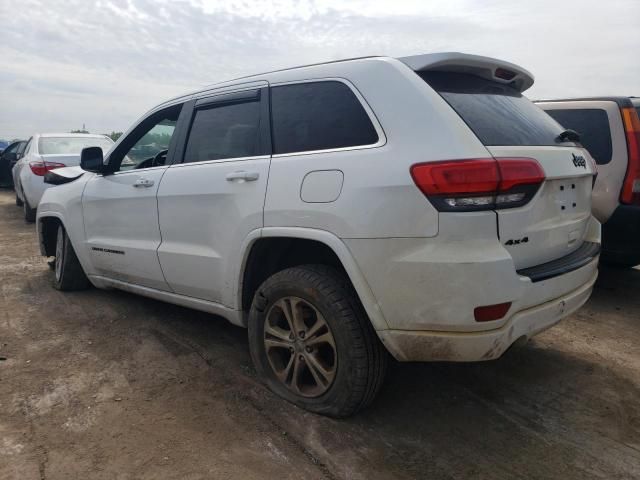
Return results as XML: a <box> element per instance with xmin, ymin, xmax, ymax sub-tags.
<box><xmin>0</xmin><ymin>0</ymin><xmax>638</xmax><ymax>139</ymax></box>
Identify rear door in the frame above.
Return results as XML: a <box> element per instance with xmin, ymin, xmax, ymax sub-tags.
<box><xmin>537</xmin><ymin>101</ymin><xmax>628</xmax><ymax>222</ymax></box>
<box><xmin>156</xmin><ymin>83</ymin><xmax>271</xmax><ymax>305</ymax></box>
<box><xmin>421</xmin><ymin>72</ymin><xmax>596</xmax><ymax>269</ymax></box>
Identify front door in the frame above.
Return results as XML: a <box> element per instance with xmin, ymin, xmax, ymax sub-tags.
<box><xmin>156</xmin><ymin>85</ymin><xmax>271</xmax><ymax>306</ymax></box>
<box><xmin>82</xmin><ymin>102</ymin><xmax>189</xmax><ymax>290</ymax></box>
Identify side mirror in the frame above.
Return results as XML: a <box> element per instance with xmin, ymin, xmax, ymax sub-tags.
<box><xmin>80</xmin><ymin>147</ymin><xmax>105</xmax><ymax>173</ymax></box>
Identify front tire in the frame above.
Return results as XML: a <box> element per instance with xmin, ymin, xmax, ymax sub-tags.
<box><xmin>248</xmin><ymin>265</ymin><xmax>387</xmax><ymax>417</ymax></box>
<box><xmin>53</xmin><ymin>224</ymin><xmax>90</xmax><ymax>291</ymax></box>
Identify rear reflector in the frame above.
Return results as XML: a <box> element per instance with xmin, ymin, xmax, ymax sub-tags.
<box><xmin>29</xmin><ymin>161</ymin><xmax>66</xmax><ymax>177</ymax></box>
<box><xmin>620</xmin><ymin>107</ymin><xmax>640</xmax><ymax>205</ymax></box>
<box><xmin>410</xmin><ymin>157</ymin><xmax>545</xmax><ymax>211</ymax></box>
<box><xmin>474</xmin><ymin>302</ymin><xmax>512</xmax><ymax>322</ymax></box>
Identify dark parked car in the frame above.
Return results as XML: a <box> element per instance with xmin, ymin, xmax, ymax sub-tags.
<box><xmin>0</xmin><ymin>140</ymin><xmax>26</xmax><ymax>187</ymax></box>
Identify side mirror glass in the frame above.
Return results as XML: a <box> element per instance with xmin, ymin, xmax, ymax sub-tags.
<box><xmin>80</xmin><ymin>147</ymin><xmax>105</xmax><ymax>173</ymax></box>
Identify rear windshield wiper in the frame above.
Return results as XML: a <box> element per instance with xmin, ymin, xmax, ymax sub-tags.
<box><xmin>555</xmin><ymin>129</ymin><xmax>580</xmax><ymax>143</ymax></box>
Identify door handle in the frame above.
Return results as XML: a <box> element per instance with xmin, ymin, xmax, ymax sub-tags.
<box><xmin>133</xmin><ymin>178</ymin><xmax>154</xmax><ymax>188</ymax></box>
<box><xmin>226</xmin><ymin>171</ymin><xmax>259</xmax><ymax>182</ymax></box>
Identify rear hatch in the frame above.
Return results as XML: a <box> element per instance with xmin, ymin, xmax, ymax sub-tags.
<box><xmin>418</xmin><ymin>69</ymin><xmax>596</xmax><ymax>270</ymax></box>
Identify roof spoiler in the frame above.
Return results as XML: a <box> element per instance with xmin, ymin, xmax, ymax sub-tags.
<box><xmin>398</xmin><ymin>52</ymin><xmax>534</xmax><ymax>93</ymax></box>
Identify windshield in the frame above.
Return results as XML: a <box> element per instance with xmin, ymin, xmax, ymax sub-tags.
<box><xmin>419</xmin><ymin>71</ymin><xmax>575</xmax><ymax>147</ymax></box>
<box><xmin>38</xmin><ymin>137</ymin><xmax>113</xmax><ymax>155</ymax></box>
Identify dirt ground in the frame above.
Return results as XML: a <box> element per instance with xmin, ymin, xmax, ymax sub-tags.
<box><xmin>1</xmin><ymin>189</ymin><xmax>639</xmax><ymax>480</ymax></box>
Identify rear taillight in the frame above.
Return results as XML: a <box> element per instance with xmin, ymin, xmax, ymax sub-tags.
<box><xmin>620</xmin><ymin>107</ymin><xmax>640</xmax><ymax>205</ymax></box>
<box><xmin>410</xmin><ymin>157</ymin><xmax>545</xmax><ymax>212</ymax></box>
<box><xmin>29</xmin><ymin>161</ymin><xmax>66</xmax><ymax>176</ymax></box>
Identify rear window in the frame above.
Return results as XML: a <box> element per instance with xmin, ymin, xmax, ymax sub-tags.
<box><xmin>545</xmin><ymin>109</ymin><xmax>612</xmax><ymax>164</ymax></box>
<box><xmin>419</xmin><ymin>72</ymin><xmax>573</xmax><ymax>147</ymax></box>
<box><xmin>270</xmin><ymin>81</ymin><xmax>379</xmax><ymax>154</ymax></box>
<box><xmin>39</xmin><ymin>137</ymin><xmax>113</xmax><ymax>155</ymax></box>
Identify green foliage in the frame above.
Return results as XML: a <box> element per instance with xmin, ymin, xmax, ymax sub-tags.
<box><xmin>105</xmin><ymin>131</ymin><xmax>123</xmax><ymax>141</ymax></box>
<box><xmin>70</xmin><ymin>129</ymin><xmax>90</xmax><ymax>134</ymax></box>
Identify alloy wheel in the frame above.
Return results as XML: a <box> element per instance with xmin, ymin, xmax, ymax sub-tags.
<box><xmin>263</xmin><ymin>296</ymin><xmax>337</xmax><ymax>398</ymax></box>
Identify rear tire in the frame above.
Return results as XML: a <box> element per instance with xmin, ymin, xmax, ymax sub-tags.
<box><xmin>23</xmin><ymin>197</ymin><xmax>36</xmax><ymax>223</ymax></box>
<box><xmin>248</xmin><ymin>264</ymin><xmax>387</xmax><ymax>417</ymax></box>
<box><xmin>53</xmin><ymin>224</ymin><xmax>90</xmax><ymax>291</ymax></box>
<box><xmin>15</xmin><ymin>192</ymin><xmax>23</xmax><ymax>207</ymax></box>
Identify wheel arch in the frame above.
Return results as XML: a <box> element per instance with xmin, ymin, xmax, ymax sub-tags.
<box><xmin>37</xmin><ymin>214</ymin><xmax>65</xmax><ymax>257</ymax></box>
<box><xmin>238</xmin><ymin>227</ymin><xmax>389</xmax><ymax>331</ymax></box>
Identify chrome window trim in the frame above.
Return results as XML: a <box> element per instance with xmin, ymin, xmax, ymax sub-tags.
<box><xmin>169</xmin><ymin>154</ymin><xmax>271</xmax><ymax>168</ymax></box>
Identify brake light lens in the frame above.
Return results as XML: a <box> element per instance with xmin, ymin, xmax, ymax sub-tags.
<box><xmin>620</xmin><ymin>107</ymin><xmax>640</xmax><ymax>205</ymax></box>
<box><xmin>410</xmin><ymin>157</ymin><xmax>545</xmax><ymax>211</ymax></box>
<box><xmin>29</xmin><ymin>161</ymin><xmax>66</xmax><ymax>176</ymax></box>
<box><xmin>474</xmin><ymin>302</ymin><xmax>512</xmax><ymax>322</ymax></box>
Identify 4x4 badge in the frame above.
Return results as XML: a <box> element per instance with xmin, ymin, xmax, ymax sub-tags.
<box><xmin>572</xmin><ymin>153</ymin><xmax>586</xmax><ymax>169</ymax></box>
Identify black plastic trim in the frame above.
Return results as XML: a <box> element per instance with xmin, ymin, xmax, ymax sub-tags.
<box><xmin>44</xmin><ymin>170</ymin><xmax>84</xmax><ymax>185</ymax></box>
<box><xmin>195</xmin><ymin>88</ymin><xmax>260</xmax><ymax>108</ymax></box>
<box><xmin>517</xmin><ymin>241</ymin><xmax>600</xmax><ymax>282</ymax></box>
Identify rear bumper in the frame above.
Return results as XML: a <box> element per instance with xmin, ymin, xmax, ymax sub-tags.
<box><xmin>343</xmin><ymin>215</ymin><xmax>600</xmax><ymax>361</ymax></box>
<box><xmin>378</xmin><ymin>265</ymin><xmax>597</xmax><ymax>361</ymax></box>
<box><xmin>602</xmin><ymin>204</ymin><xmax>640</xmax><ymax>265</ymax></box>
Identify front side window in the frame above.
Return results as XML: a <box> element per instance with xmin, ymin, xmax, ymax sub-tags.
<box><xmin>183</xmin><ymin>99</ymin><xmax>261</xmax><ymax>163</ymax></box>
<box><xmin>3</xmin><ymin>142</ymin><xmax>20</xmax><ymax>155</ymax></box>
<box><xmin>110</xmin><ymin>104</ymin><xmax>181</xmax><ymax>171</ymax></box>
<box><xmin>270</xmin><ymin>81</ymin><xmax>379</xmax><ymax>155</ymax></box>
<box><xmin>545</xmin><ymin>108</ymin><xmax>613</xmax><ymax>164</ymax></box>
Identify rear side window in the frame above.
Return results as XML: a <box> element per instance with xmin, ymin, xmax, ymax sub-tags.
<box><xmin>184</xmin><ymin>100</ymin><xmax>261</xmax><ymax>163</ymax></box>
<box><xmin>270</xmin><ymin>81</ymin><xmax>379</xmax><ymax>154</ymax></box>
<box><xmin>419</xmin><ymin>72</ymin><xmax>572</xmax><ymax>147</ymax></box>
<box><xmin>38</xmin><ymin>137</ymin><xmax>113</xmax><ymax>155</ymax></box>
<box><xmin>545</xmin><ymin>109</ymin><xmax>613</xmax><ymax>164</ymax></box>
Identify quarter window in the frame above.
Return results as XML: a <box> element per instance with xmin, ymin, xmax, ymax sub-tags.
<box><xmin>270</xmin><ymin>81</ymin><xmax>379</xmax><ymax>155</ymax></box>
<box><xmin>545</xmin><ymin>109</ymin><xmax>613</xmax><ymax>164</ymax></box>
<box><xmin>183</xmin><ymin>100</ymin><xmax>262</xmax><ymax>163</ymax></box>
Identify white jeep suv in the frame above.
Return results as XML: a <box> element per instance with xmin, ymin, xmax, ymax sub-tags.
<box><xmin>37</xmin><ymin>53</ymin><xmax>601</xmax><ymax>417</ymax></box>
